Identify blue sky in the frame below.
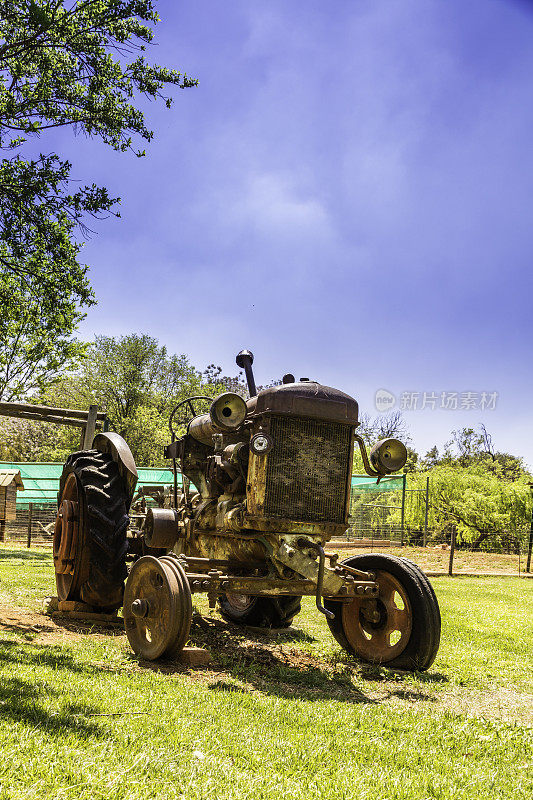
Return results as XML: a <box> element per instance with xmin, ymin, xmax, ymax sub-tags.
<box><xmin>51</xmin><ymin>0</ymin><xmax>533</xmax><ymax>466</ymax></box>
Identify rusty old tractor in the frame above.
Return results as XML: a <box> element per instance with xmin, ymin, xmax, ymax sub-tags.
<box><xmin>53</xmin><ymin>350</ymin><xmax>441</xmax><ymax>670</ymax></box>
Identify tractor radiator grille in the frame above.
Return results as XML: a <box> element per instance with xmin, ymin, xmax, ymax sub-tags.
<box><xmin>264</xmin><ymin>416</ymin><xmax>352</xmax><ymax>524</ymax></box>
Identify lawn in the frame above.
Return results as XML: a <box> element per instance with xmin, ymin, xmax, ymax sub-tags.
<box><xmin>0</xmin><ymin>547</ymin><xmax>531</xmax><ymax>800</ymax></box>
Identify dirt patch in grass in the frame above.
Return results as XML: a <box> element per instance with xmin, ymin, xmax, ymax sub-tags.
<box><xmin>0</xmin><ymin>603</ymin><xmax>124</xmax><ymax>644</ymax></box>
<box><xmin>339</xmin><ymin>545</ymin><xmax>524</xmax><ymax>575</ymax></box>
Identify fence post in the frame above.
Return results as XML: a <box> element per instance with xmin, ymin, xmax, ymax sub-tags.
<box><xmin>527</xmin><ymin>484</ymin><xmax>533</xmax><ymax>573</ymax></box>
<box><xmin>27</xmin><ymin>503</ymin><xmax>33</xmax><ymax>549</ymax></box>
<box><xmin>400</xmin><ymin>473</ymin><xmax>406</xmax><ymax>546</ymax></box>
<box><xmin>82</xmin><ymin>405</ymin><xmax>99</xmax><ymax>449</ymax></box>
<box><xmin>423</xmin><ymin>475</ymin><xmax>430</xmax><ymax>547</ymax></box>
<box><xmin>448</xmin><ymin>524</ymin><xmax>456</xmax><ymax>576</ymax></box>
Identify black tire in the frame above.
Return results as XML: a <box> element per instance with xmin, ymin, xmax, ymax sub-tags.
<box><xmin>399</xmin><ymin>557</ymin><xmax>441</xmax><ymax>663</ymax></box>
<box><xmin>323</xmin><ymin>554</ymin><xmax>441</xmax><ymax>671</ymax></box>
<box><xmin>55</xmin><ymin>449</ymin><xmax>129</xmax><ymax>610</ymax></box>
<box><xmin>219</xmin><ymin>594</ymin><xmax>301</xmax><ymax>628</ymax></box>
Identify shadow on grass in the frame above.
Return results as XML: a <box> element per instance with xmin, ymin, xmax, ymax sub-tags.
<box><xmin>0</xmin><ymin>548</ymin><xmax>51</xmax><ymax>561</ymax></box>
<box><xmin>0</xmin><ymin>617</ymin><xmax>56</xmax><ymax>639</ymax></box>
<box><xmin>0</xmin><ymin>642</ymin><xmax>106</xmax><ymax>738</ymax></box>
<box><xmin>51</xmin><ymin>617</ymin><xmax>125</xmax><ymax>638</ymax></box>
<box><xmin>357</xmin><ymin>664</ymin><xmax>449</xmax><ymax>685</ymax></box>
<box><xmin>0</xmin><ymin>637</ymin><xmax>101</xmax><ymax>674</ymax></box>
<box><xmin>130</xmin><ymin>616</ymin><xmax>443</xmax><ymax>704</ymax></box>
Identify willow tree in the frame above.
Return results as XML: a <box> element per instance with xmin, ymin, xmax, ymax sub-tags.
<box><xmin>398</xmin><ymin>466</ymin><xmax>531</xmax><ymax>547</ymax></box>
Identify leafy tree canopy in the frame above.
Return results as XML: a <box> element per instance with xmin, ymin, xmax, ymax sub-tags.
<box><xmin>0</xmin><ymin>1</ymin><xmax>196</xmax><ymax>394</ymax></box>
<box><xmin>422</xmin><ymin>426</ymin><xmax>528</xmax><ymax>482</ymax></box>
<box><xmin>399</xmin><ymin>465</ymin><xmax>531</xmax><ymax>547</ymax></box>
<box><xmin>0</xmin><ymin>333</ymin><xmax>241</xmax><ymax>465</ymax></box>
<box><xmin>0</xmin><ymin>270</ymin><xmax>86</xmax><ymax>399</ymax></box>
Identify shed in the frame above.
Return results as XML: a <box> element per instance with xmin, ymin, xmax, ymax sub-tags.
<box><xmin>0</xmin><ymin>469</ymin><xmax>24</xmax><ymax>540</ymax></box>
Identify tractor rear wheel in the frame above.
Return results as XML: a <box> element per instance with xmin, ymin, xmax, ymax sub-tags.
<box><xmin>219</xmin><ymin>594</ymin><xmax>301</xmax><ymax>628</ymax></box>
<box><xmin>53</xmin><ymin>450</ymin><xmax>129</xmax><ymax>610</ymax></box>
<box><xmin>324</xmin><ymin>554</ymin><xmax>440</xmax><ymax>671</ymax></box>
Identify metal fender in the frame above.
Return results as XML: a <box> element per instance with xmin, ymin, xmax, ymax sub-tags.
<box><xmin>92</xmin><ymin>431</ymin><xmax>138</xmax><ymax>509</ymax></box>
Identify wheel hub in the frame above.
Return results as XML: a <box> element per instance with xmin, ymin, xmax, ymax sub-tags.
<box><xmin>53</xmin><ymin>473</ymin><xmax>83</xmax><ymax>600</ymax></box>
<box><xmin>224</xmin><ymin>592</ymin><xmax>253</xmax><ymax>612</ymax></box>
<box><xmin>341</xmin><ymin>571</ymin><xmax>413</xmax><ymax>662</ymax></box>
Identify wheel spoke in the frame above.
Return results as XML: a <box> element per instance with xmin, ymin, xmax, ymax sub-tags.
<box><xmin>378</xmin><ymin>581</ymin><xmax>395</xmax><ymax>604</ymax></box>
<box><xmin>387</xmin><ymin>606</ymin><xmax>409</xmax><ymax>631</ymax></box>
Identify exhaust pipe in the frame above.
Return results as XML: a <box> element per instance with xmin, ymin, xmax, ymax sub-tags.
<box><xmin>236</xmin><ymin>349</ymin><xmax>257</xmax><ymax>397</ymax></box>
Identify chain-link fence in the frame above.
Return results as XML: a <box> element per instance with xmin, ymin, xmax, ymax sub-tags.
<box><xmin>1</xmin><ymin>504</ymin><xmax>56</xmax><ymax>547</ymax></box>
<box><xmin>341</xmin><ymin>480</ymin><xmax>532</xmax><ymax>575</ymax></box>
<box><xmin>2</xmin><ymin>482</ymin><xmax>532</xmax><ymax>575</ymax></box>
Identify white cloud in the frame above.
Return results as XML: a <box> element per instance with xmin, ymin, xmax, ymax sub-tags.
<box><xmin>227</xmin><ymin>172</ymin><xmax>333</xmax><ymax>239</ymax></box>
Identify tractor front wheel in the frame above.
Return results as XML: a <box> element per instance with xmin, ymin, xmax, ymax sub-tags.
<box><xmin>324</xmin><ymin>554</ymin><xmax>440</xmax><ymax>671</ymax></box>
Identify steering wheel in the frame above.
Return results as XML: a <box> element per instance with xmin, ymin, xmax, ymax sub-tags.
<box><xmin>168</xmin><ymin>396</ymin><xmax>213</xmax><ymax>441</ymax></box>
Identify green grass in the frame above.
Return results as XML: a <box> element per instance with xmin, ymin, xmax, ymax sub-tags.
<box><xmin>0</xmin><ymin>547</ymin><xmax>531</xmax><ymax>800</ymax></box>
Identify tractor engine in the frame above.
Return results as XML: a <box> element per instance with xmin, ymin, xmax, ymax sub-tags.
<box><xmin>147</xmin><ymin>350</ymin><xmax>407</xmax><ymax>566</ymax></box>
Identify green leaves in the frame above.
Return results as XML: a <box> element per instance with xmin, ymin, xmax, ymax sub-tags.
<box><xmin>402</xmin><ymin>465</ymin><xmax>532</xmax><ymax>545</ymax></box>
<box><xmin>0</xmin><ymin>1</ymin><xmax>196</xmax><ymax>397</ymax></box>
<box><xmin>0</xmin><ymin>0</ymin><xmax>197</xmax><ymax>153</ymax></box>
<box><xmin>0</xmin><ymin>270</ymin><xmax>87</xmax><ymax>400</ymax></box>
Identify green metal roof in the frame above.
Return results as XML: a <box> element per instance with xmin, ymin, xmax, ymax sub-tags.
<box><xmin>0</xmin><ymin>462</ymin><xmax>177</xmax><ymax>508</ymax></box>
<box><xmin>351</xmin><ymin>474</ymin><xmax>404</xmax><ymax>492</ymax></box>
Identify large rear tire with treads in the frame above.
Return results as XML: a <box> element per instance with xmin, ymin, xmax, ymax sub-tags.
<box><xmin>54</xmin><ymin>449</ymin><xmax>129</xmax><ymax>610</ymax></box>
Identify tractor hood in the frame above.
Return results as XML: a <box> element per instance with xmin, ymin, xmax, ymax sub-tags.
<box><xmin>246</xmin><ymin>381</ymin><xmax>359</xmax><ymax>426</ymax></box>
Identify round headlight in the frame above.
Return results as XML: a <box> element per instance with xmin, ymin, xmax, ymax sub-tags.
<box><xmin>250</xmin><ymin>432</ymin><xmax>273</xmax><ymax>455</ymax></box>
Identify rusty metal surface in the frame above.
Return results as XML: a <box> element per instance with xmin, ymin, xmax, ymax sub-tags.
<box><xmin>354</xmin><ymin>435</ymin><xmax>407</xmax><ymax>479</ymax></box>
<box><xmin>53</xmin><ymin>473</ymin><xmax>84</xmax><ymax>601</ymax></box>
<box><xmin>369</xmin><ymin>438</ymin><xmax>408</xmax><ymax>475</ymax></box>
<box><xmin>239</xmin><ymin>514</ymin><xmax>347</xmax><ymax>539</ymax></box>
<box><xmin>143</xmin><ymin>508</ymin><xmax>181</xmax><ymax>550</ymax></box>
<box><xmin>123</xmin><ymin>556</ymin><xmax>191</xmax><ymax>660</ymax></box>
<box><xmin>274</xmin><ymin>537</ymin><xmax>346</xmax><ymax>596</ymax></box>
<box><xmin>159</xmin><ymin>555</ymin><xmax>193</xmax><ymax>654</ymax></box>
<box><xmin>187</xmin><ymin>575</ymin><xmax>316</xmax><ymax>596</ymax></box>
<box><xmin>263</xmin><ymin>416</ymin><xmax>352</xmax><ymax>524</ymax></box>
<box><xmin>250</xmin><ymin>381</ymin><xmax>359</xmax><ymax>425</ymax></box>
<box><xmin>340</xmin><ymin>570</ymin><xmax>413</xmax><ymax>662</ymax></box>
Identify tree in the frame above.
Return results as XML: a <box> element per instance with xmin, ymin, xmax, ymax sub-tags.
<box><xmin>13</xmin><ymin>333</ymin><xmax>229</xmax><ymax>465</ymax></box>
<box><xmin>357</xmin><ymin>411</ymin><xmax>410</xmax><ymax>446</ymax></box>
<box><xmin>397</xmin><ymin>465</ymin><xmax>531</xmax><ymax>548</ymax></box>
<box><xmin>0</xmin><ymin>333</ymin><xmax>253</xmax><ymax>465</ymax></box>
<box><xmin>0</xmin><ymin>1</ymin><xmax>196</xmax><ymax>394</ymax></box>
<box><xmin>426</xmin><ymin>426</ymin><xmax>528</xmax><ymax>482</ymax></box>
<box><xmin>0</xmin><ymin>271</ymin><xmax>86</xmax><ymax>399</ymax></box>
<box><xmin>421</xmin><ymin>445</ymin><xmax>440</xmax><ymax>469</ymax></box>
<box><xmin>49</xmin><ymin>332</ymin><xmax>210</xmax><ymax>434</ymax></box>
